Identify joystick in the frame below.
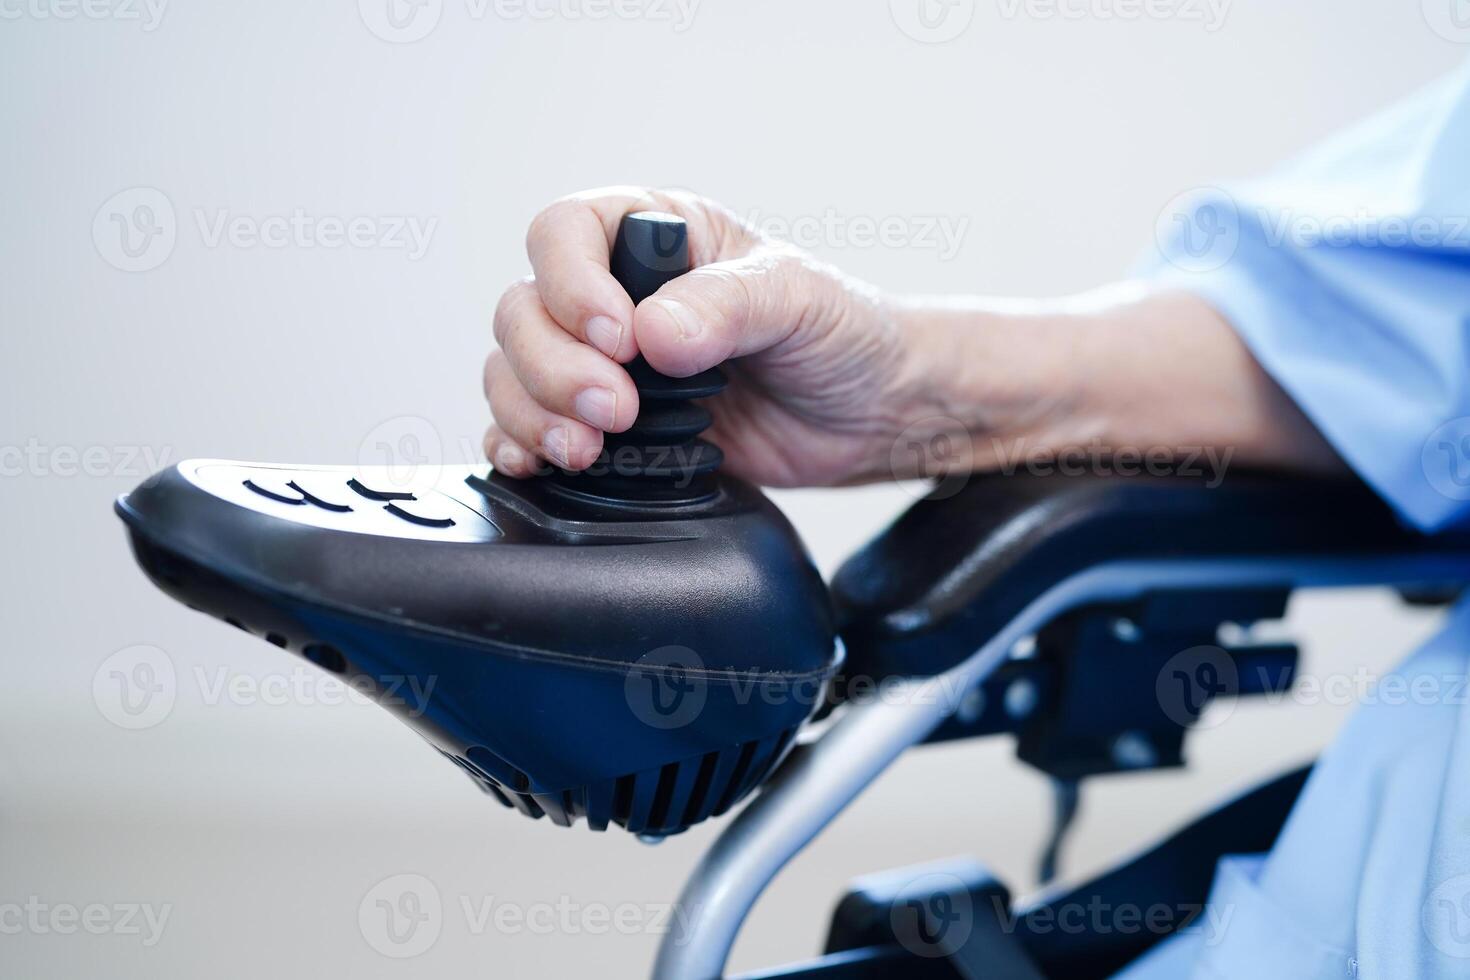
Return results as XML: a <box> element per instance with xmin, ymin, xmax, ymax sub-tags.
<box><xmin>544</xmin><ymin>211</ymin><xmax>726</xmax><ymax>505</ymax></box>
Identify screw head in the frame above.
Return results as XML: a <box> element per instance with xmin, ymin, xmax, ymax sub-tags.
<box><xmin>1111</xmin><ymin>731</ymin><xmax>1157</xmax><ymax>770</ymax></box>
<box><xmin>1004</xmin><ymin>678</ymin><xmax>1039</xmax><ymax>720</ymax></box>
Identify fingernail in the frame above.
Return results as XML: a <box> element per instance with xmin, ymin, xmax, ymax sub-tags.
<box><xmin>574</xmin><ymin>386</ymin><xmax>617</xmax><ymax>430</ymax></box>
<box><xmin>585</xmin><ymin>315</ymin><xmax>623</xmax><ymax>357</ymax></box>
<box><xmin>494</xmin><ymin>443</ymin><xmax>523</xmax><ymax>472</ymax></box>
<box><xmin>543</xmin><ymin>425</ymin><xmax>571</xmax><ymax>468</ymax></box>
<box><xmin>652</xmin><ymin>298</ymin><xmax>702</xmax><ymax>341</ymax></box>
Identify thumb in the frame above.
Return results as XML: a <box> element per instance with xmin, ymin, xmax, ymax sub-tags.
<box><xmin>632</xmin><ymin>250</ymin><xmax>819</xmax><ymax>378</ymax></box>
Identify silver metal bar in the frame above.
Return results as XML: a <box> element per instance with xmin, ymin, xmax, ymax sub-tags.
<box><xmin>653</xmin><ymin>555</ymin><xmax>1470</xmax><ymax>980</ymax></box>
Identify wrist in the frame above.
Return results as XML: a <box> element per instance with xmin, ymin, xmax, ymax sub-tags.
<box><xmin>883</xmin><ymin>296</ymin><xmax>1091</xmax><ymax>475</ymax></box>
<box><xmin>872</xmin><ymin>283</ymin><xmax>1343</xmax><ymax>485</ymax></box>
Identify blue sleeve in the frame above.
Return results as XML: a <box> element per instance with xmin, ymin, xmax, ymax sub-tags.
<box><xmin>1141</xmin><ymin>61</ymin><xmax>1470</xmax><ymax>532</ymax></box>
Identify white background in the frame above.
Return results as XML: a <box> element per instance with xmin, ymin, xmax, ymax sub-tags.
<box><xmin>2</xmin><ymin>1</ymin><xmax>1466</xmax><ymax>976</ymax></box>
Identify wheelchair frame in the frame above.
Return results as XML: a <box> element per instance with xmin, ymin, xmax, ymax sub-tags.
<box><xmin>656</xmin><ymin>551</ymin><xmax>1470</xmax><ymax>979</ymax></box>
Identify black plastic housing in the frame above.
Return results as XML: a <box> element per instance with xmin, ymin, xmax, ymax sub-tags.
<box><xmin>117</xmin><ymin>460</ymin><xmax>838</xmax><ymax>834</ymax></box>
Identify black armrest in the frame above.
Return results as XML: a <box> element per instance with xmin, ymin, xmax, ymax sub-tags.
<box><xmin>831</xmin><ymin>471</ymin><xmax>1470</xmax><ymax>680</ymax></box>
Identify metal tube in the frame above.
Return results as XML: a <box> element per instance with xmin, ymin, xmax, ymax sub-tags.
<box><xmin>652</xmin><ymin>555</ymin><xmax>1470</xmax><ymax>979</ymax></box>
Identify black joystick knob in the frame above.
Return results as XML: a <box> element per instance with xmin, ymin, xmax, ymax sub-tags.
<box><xmin>544</xmin><ymin>211</ymin><xmax>728</xmax><ymax>505</ymax></box>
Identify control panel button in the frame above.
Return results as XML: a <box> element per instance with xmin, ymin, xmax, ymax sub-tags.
<box><xmin>347</xmin><ymin>477</ymin><xmax>417</xmax><ymax>502</ymax></box>
<box><xmin>187</xmin><ymin>462</ymin><xmax>499</xmax><ymax>542</ymax></box>
<box><xmin>243</xmin><ymin>478</ymin><xmax>306</xmax><ymax>505</ymax></box>
<box><xmin>385</xmin><ymin>502</ymin><xmax>456</xmax><ymax>528</ymax></box>
<box><xmin>288</xmin><ymin>480</ymin><xmax>352</xmax><ymax>513</ymax></box>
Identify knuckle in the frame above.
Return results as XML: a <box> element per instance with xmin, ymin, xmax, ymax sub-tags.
<box><xmin>541</xmin><ymin>277</ymin><xmax>593</xmax><ymax>323</ymax></box>
<box><xmin>692</xmin><ymin>265</ymin><xmax>755</xmax><ymax>334</ymax></box>
<box><xmin>482</xmin><ymin>347</ymin><xmax>504</xmax><ymax>379</ymax></box>
<box><xmin>481</xmin><ymin>427</ymin><xmax>503</xmax><ymax>455</ymax></box>
<box><xmin>661</xmin><ymin>190</ymin><xmax>753</xmax><ymax>260</ymax></box>
<box><xmin>764</xmin><ymin>248</ymin><xmax>820</xmax><ymax>320</ymax></box>
<box><xmin>481</xmin><ymin>350</ymin><xmax>506</xmax><ymax>398</ymax></box>
<box><xmin>527</xmin><ymin>199</ymin><xmax>583</xmax><ymax>247</ymax></box>
<box><xmin>519</xmin><ymin>359</ymin><xmax>555</xmax><ymax>402</ymax></box>
<box><xmin>491</xmin><ymin>277</ymin><xmax>536</xmax><ymax>346</ymax></box>
<box><xmin>484</xmin><ymin>376</ymin><xmax>515</xmax><ymax>418</ymax></box>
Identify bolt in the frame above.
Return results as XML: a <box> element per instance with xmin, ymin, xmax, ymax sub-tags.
<box><xmin>1110</xmin><ymin>617</ymin><xmax>1141</xmax><ymax>643</ymax></box>
<box><xmin>956</xmin><ymin>687</ymin><xmax>985</xmax><ymax>725</ymax></box>
<box><xmin>1004</xmin><ymin>678</ymin><xmax>1038</xmax><ymax>720</ymax></box>
<box><xmin>1111</xmin><ymin>731</ymin><xmax>1157</xmax><ymax>770</ymax></box>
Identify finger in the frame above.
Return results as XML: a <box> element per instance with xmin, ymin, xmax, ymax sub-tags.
<box><xmin>492</xmin><ymin>278</ymin><xmax>640</xmax><ymax>432</ymax></box>
<box><xmin>633</xmin><ymin>250</ymin><xmax>821</xmax><ymax>378</ymax></box>
<box><xmin>482</xmin><ymin>351</ymin><xmax>604</xmax><ymax>471</ymax></box>
<box><xmin>481</xmin><ymin>425</ymin><xmax>541</xmax><ymax>479</ymax></box>
<box><xmin>524</xmin><ymin>187</ymin><xmax>738</xmax><ymax>362</ymax></box>
<box><xmin>525</xmin><ymin>189</ymin><xmax>652</xmax><ymax>361</ymax></box>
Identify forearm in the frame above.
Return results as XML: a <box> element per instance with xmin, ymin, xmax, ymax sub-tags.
<box><xmin>889</xmin><ymin>284</ymin><xmax>1346</xmax><ymax>478</ymax></box>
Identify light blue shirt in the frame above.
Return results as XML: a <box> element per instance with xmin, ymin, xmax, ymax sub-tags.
<box><xmin>1118</xmin><ymin>62</ymin><xmax>1470</xmax><ymax>979</ymax></box>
